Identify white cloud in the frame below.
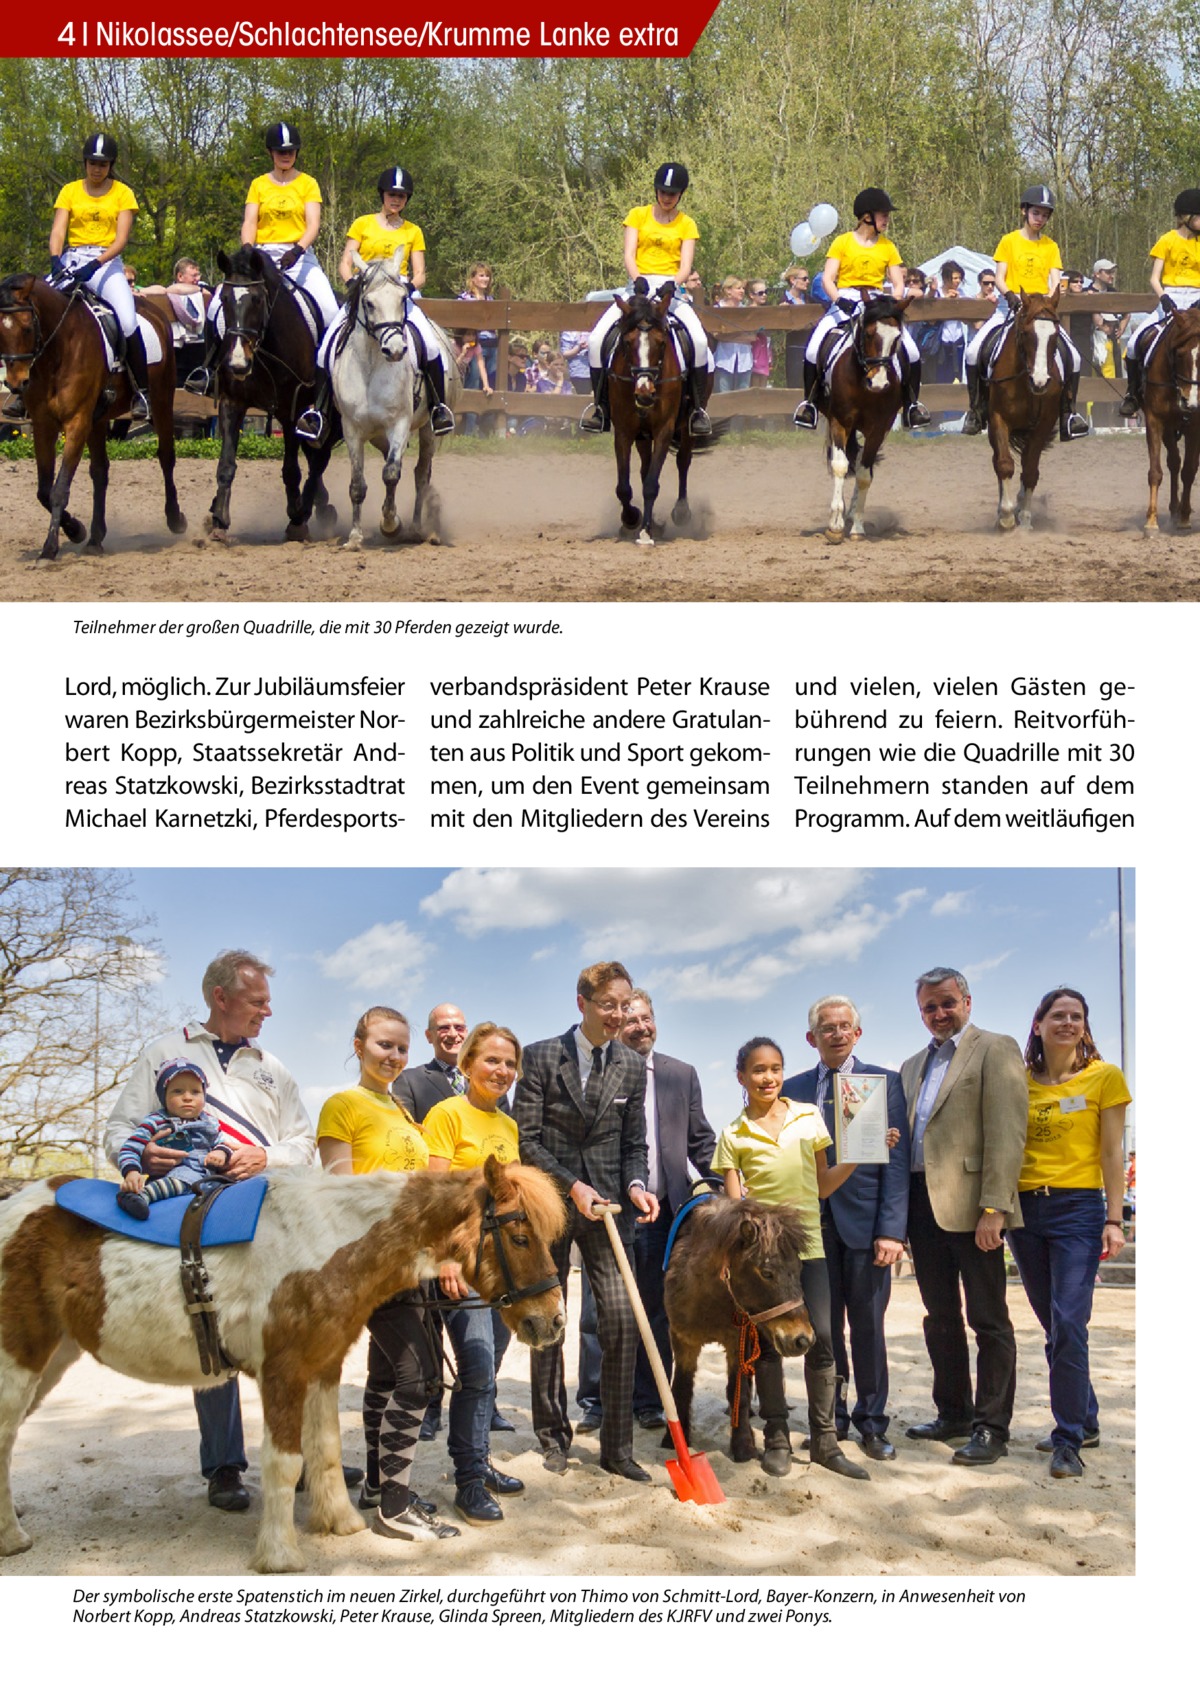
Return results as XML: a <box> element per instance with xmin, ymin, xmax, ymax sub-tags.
<box><xmin>316</xmin><ymin>921</ymin><xmax>428</xmax><ymax>994</ymax></box>
<box><xmin>931</xmin><ymin>889</ymin><xmax>973</xmax><ymax>918</ymax></box>
<box><xmin>962</xmin><ymin>951</ymin><xmax>1012</xmax><ymax>982</ymax></box>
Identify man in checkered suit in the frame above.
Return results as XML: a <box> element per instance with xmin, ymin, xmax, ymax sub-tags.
<box><xmin>515</xmin><ymin>960</ymin><xmax>659</xmax><ymax>1482</ymax></box>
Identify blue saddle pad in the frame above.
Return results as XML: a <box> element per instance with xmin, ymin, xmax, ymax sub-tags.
<box><xmin>56</xmin><ymin>1176</ymin><xmax>269</xmax><ymax>1247</ymax></box>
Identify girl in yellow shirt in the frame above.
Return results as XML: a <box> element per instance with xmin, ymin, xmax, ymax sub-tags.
<box><xmin>962</xmin><ymin>186</ymin><xmax>1089</xmax><ymax>440</ymax></box>
<box><xmin>1120</xmin><ymin>189</ymin><xmax>1200</xmax><ymax>416</ymax></box>
<box><xmin>316</xmin><ymin>1006</ymin><xmax>460</xmax><ymax>1543</ymax></box>
<box><xmin>793</xmin><ymin>188</ymin><xmax>931</xmax><ymax>431</ymax></box>
<box><xmin>422</xmin><ymin>1023</ymin><xmax>525</xmax><ymax>1526</ymax></box>
<box><xmin>1007</xmin><ymin>988</ymin><xmax>1130</xmax><ymax>1481</ymax></box>
<box><xmin>582</xmin><ymin>162</ymin><xmax>713</xmax><ymax>437</ymax></box>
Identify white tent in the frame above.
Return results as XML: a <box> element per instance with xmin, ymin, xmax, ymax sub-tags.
<box><xmin>916</xmin><ymin>244</ymin><xmax>995</xmax><ymax>294</ymax></box>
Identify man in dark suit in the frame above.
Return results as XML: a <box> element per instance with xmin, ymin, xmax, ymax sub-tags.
<box><xmin>783</xmin><ymin>995</ymin><xmax>910</xmax><ymax>1462</ymax></box>
<box><xmin>515</xmin><ymin>960</ymin><xmax>658</xmax><ymax>1481</ymax></box>
<box><xmin>621</xmin><ymin>989</ymin><xmax>715</xmax><ymax>1426</ymax></box>
<box><xmin>393</xmin><ymin>1002</ymin><xmax>467</xmax><ymax>1122</ymax></box>
<box><xmin>899</xmin><ymin>967</ymin><xmax>1027</xmax><ymax>1466</ymax></box>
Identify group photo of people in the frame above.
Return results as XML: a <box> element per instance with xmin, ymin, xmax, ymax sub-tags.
<box><xmin>0</xmin><ymin>865</ymin><xmax>1135</xmax><ymax>1577</ymax></box>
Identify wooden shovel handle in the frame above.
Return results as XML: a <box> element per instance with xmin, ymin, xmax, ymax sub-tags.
<box><xmin>592</xmin><ymin>1202</ymin><xmax>680</xmax><ymax>1426</ymax></box>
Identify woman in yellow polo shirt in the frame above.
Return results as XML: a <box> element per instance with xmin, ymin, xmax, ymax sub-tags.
<box><xmin>962</xmin><ymin>185</ymin><xmax>1089</xmax><ymax>440</ymax></box>
<box><xmin>423</xmin><ymin>1022</ymin><xmax>525</xmax><ymax>1527</ymax></box>
<box><xmin>3</xmin><ymin>133</ymin><xmax>150</xmax><ymax>423</ymax></box>
<box><xmin>794</xmin><ymin>187</ymin><xmax>931</xmax><ymax>431</ymax></box>
<box><xmin>316</xmin><ymin>1005</ymin><xmax>459</xmax><ymax>1543</ymax></box>
<box><xmin>582</xmin><ymin>162</ymin><xmax>712</xmax><ymax>437</ymax></box>
<box><xmin>713</xmin><ymin>1036</ymin><xmax>866</xmax><ymax>1481</ymax></box>
<box><xmin>299</xmin><ymin>166</ymin><xmax>454</xmax><ymax>444</ymax></box>
<box><xmin>1120</xmin><ymin>188</ymin><xmax>1200</xmax><ymax>416</ymax></box>
<box><xmin>1007</xmin><ymin>988</ymin><xmax>1130</xmax><ymax>1481</ymax></box>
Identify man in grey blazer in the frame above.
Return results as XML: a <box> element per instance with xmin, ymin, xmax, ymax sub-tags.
<box><xmin>900</xmin><ymin>967</ymin><xmax>1028</xmax><ymax>1465</ymax></box>
<box><xmin>515</xmin><ymin>960</ymin><xmax>659</xmax><ymax>1481</ymax></box>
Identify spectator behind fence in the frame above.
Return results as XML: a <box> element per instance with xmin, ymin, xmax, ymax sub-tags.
<box><xmin>1089</xmin><ymin>259</ymin><xmax>1127</xmax><ymax>427</ymax></box>
<box><xmin>782</xmin><ymin>264</ymin><xmax>811</xmax><ymax>390</ymax></box>
<box><xmin>458</xmin><ymin>262</ymin><xmax>498</xmax><ymax>436</ymax></box>
<box><xmin>712</xmin><ymin>276</ymin><xmax>754</xmax><ymax>432</ymax></box>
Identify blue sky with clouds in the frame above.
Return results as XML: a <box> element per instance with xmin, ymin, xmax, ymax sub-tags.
<box><xmin>124</xmin><ymin>867</ymin><xmax>1134</xmax><ymax>1135</ymax></box>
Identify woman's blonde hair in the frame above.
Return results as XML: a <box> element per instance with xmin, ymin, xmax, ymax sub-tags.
<box><xmin>459</xmin><ymin>1021</ymin><xmax>523</xmax><ymax>1078</ymax></box>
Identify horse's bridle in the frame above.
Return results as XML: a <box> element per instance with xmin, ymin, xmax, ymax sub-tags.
<box><xmin>353</xmin><ymin>263</ymin><xmax>411</xmax><ymax>356</ymax></box>
<box><xmin>851</xmin><ymin>304</ymin><xmax>900</xmax><ymax>376</ymax></box>
<box><xmin>0</xmin><ymin>280</ymin><xmax>81</xmax><ymax>375</ymax></box>
<box><xmin>718</xmin><ymin>1261</ymin><xmax>808</xmax><ymax>1327</ymax></box>
<box><xmin>419</xmin><ymin>1188</ymin><xmax>560</xmax><ymax>1312</ymax></box>
<box><xmin>219</xmin><ymin>276</ymin><xmax>272</xmax><ymax>361</ymax></box>
<box><xmin>611</xmin><ymin>320</ymin><xmax>683</xmax><ymax>412</ymax></box>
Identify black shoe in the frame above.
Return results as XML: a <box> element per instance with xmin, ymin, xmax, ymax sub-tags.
<box><xmin>1050</xmin><ymin>1445</ymin><xmax>1083</xmax><ymax>1479</ymax></box>
<box><xmin>575</xmin><ymin>1414</ymin><xmax>602</xmax><ymax>1435</ymax></box>
<box><xmin>542</xmin><ymin>1447</ymin><xmax>569</xmax><ymax>1475</ymax></box>
<box><xmin>1</xmin><ymin>392</ymin><xmax>27</xmax><ymax>421</ymax></box>
<box><xmin>419</xmin><ymin>1414</ymin><xmax>442</xmax><ymax>1442</ymax></box>
<box><xmin>184</xmin><ymin>366</ymin><xmax>214</xmax><ymax>397</ymax></box>
<box><xmin>579</xmin><ymin>403</ymin><xmax>607</xmax><ymax>435</ymax></box>
<box><xmin>1036</xmin><ymin>1429</ymin><xmax>1099</xmax><ymax>1452</ymax></box>
<box><xmin>815</xmin><ymin>1449</ymin><xmax>870</xmax><ymax>1480</ymax></box>
<box><xmin>1118</xmin><ymin>394</ymin><xmax>1140</xmax><ymax>419</ymax></box>
<box><xmin>860</xmin><ymin>1434</ymin><xmax>896</xmax><ymax>1462</ymax></box>
<box><xmin>483</xmin><ymin>1462</ymin><xmax>524</xmax><ymax>1496</ymax></box>
<box><xmin>117</xmin><ymin>1190</ymin><xmax>150</xmax><ymax>1220</ymax></box>
<box><xmin>761</xmin><ymin>1442</ymin><xmax>793</xmax><ymax>1479</ymax></box>
<box><xmin>430</xmin><ymin>402</ymin><xmax>455</xmax><ymax>436</ymax></box>
<box><xmin>490</xmin><ymin>1410</ymin><xmax>516</xmax><ymax>1433</ymax></box>
<box><xmin>793</xmin><ymin>399</ymin><xmax>819</xmax><ymax>430</ymax></box>
<box><xmin>1060</xmin><ymin>412</ymin><xmax>1090</xmax><ymax>442</ymax></box>
<box><xmin>635</xmin><ymin>1409</ymin><xmax>665</xmax><ymax>1430</ymax></box>
<box><xmin>905</xmin><ymin>1418</ymin><xmax>973</xmax><ymax>1443</ymax></box>
<box><xmin>207</xmin><ymin>1467</ymin><xmax>250</xmax><ymax>1512</ymax></box>
<box><xmin>952</xmin><ymin>1427</ymin><xmax>1009</xmax><ymax>1466</ymax></box>
<box><xmin>904</xmin><ymin>400</ymin><xmax>933</xmax><ymax>428</ymax></box>
<box><xmin>454</xmin><ymin>1480</ymin><xmax>503</xmax><ymax>1523</ymax></box>
<box><xmin>129</xmin><ymin>389</ymin><xmax>150</xmax><ymax>423</ymax></box>
<box><xmin>600</xmin><ymin>1457</ymin><xmax>652</xmax><ymax>1483</ymax></box>
<box><xmin>688</xmin><ymin>407</ymin><xmax>713</xmax><ymax>439</ymax></box>
<box><xmin>295</xmin><ymin>406</ymin><xmax>326</xmax><ymax>444</ymax></box>
<box><xmin>960</xmin><ymin>408</ymin><xmax>984</xmax><ymax>436</ymax></box>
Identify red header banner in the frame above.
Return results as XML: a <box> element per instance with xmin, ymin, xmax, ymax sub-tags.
<box><xmin>32</xmin><ymin>4</ymin><xmax>721</xmax><ymax>58</ymax></box>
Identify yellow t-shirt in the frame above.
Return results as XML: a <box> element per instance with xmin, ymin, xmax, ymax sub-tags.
<box><xmin>246</xmin><ymin>172</ymin><xmax>322</xmax><ymax>245</ymax></box>
<box><xmin>346</xmin><ymin>214</ymin><xmax>425</xmax><ymax>273</ymax></box>
<box><xmin>623</xmin><ymin>204</ymin><xmax>699</xmax><ymax>277</ymax></box>
<box><xmin>712</xmin><ymin>1098</ymin><xmax>830</xmax><ymax>1249</ymax></box>
<box><xmin>1150</xmin><ymin>228</ymin><xmax>1200</xmax><ymax>289</ymax></box>
<box><xmin>422</xmin><ymin>1095</ymin><xmax>520</xmax><ymax>1171</ymax></box>
<box><xmin>994</xmin><ymin>229</ymin><xmax>1062</xmax><ymax>294</ymax></box>
<box><xmin>1019</xmin><ymin>1060</ymin><xmax>1130</xmax><ymax>1191</ymax></box>
<box><xmin>316</xmin><ymin>1085</ymin><xmax>429</xmax><ymax>1174</ymax></box>
<box><xmin>827</xmin><ymin>231</ymin><xmax>902</xmax><ymax>291</ymax></box>
<box><xmin>54</xmin><ymin>179</ymin><xmax>138</xmax><ymax>249</ymax></box>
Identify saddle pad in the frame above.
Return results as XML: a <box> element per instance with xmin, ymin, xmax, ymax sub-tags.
<box><xmin>80</xmin><ymin>299</ymin><xmax>164</xmax><ymax>370</ymax></box>
<box><xmin>661</xmin><ymin>1188</ymin><xmax>716</xmax><ymax>1272</ymax></box>
<box><xmin>56</xmin><ymin>1175</ymin><xmax>269</xmax><ymax>1247</ymax></box>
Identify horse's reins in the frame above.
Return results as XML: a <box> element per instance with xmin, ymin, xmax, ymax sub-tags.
<box><xmin>610</xmin><ymin>316</ymin><xmax>684</xmax><ymax>413</ymax></box>
<box><xmin>0</xmin><ymin>282</ymin><xmax>86</xmax><ymax>377</ymax></box>
<box><xmin>407</xmin><ymin>1188</ymin><xmax>560</xmax><ymax>1313</ymax></box>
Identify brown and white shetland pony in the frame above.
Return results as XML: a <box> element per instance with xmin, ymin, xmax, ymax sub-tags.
<box><xmin>1140</xmin><ymin>302</ymin><xmax>1200</xmax><ymax>532</ymax></box>
<box><xmin>0</xmin><ymin>1157</ymin><xmax>564</xmax><ymax>1574</ymax></box>
<box><xmin>986</xmin><ymin>288</ymin><xmax>1065</xmax><ymax>530</ymax></box>
<box><xmin>819</xmin><ymin>295</ymin><xmax>912</xmax><ymax>542</ymax></box>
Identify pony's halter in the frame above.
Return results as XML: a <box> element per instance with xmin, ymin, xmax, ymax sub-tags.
<box><xmin>473</xmin><ymin>1189</ymin><xmax>560</xmax><ymax>1309</ymax></box>
<box><xmin>718</xmin><ymin>1261</ymin><xmax>809</xmax><ymax>1327</ymax></box>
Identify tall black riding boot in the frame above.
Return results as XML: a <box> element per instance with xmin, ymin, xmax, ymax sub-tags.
<box><xmin>902</xmin><ymin>356</ymin><xmax>932</xmax><ymax>428</ymax></box>
<box><xmin>961</xmin><ymin>364</ymin><xmax>986</xmax><ymax>434</ymax></box>
<box><xmin>422</xmin><ymin>358</ymin><xmax>455</xmax><ymax>435</ymax></box>
<box><xmin>1060</xmin><ymin>364</ymin><xmax>1090</xmax><ymax>440</ymax></box>
<box><xmin>754</xmin><ymin>1354</ymin><xmax>792</xmax><ymax>1477</ymax></box>
<box><xmin>1119</xmin><ymin>353</ymin><xmax>1142</xmax><ymax>419</ymax></box>
<box><xmin>793</xmin><ymin>357</ymin><xmax>821</xmax><ymax>429</ymax></box>
<box><xmin>184</xmin><ymin>321</ymin><xmax>221</xmax><ymax>396</ymax></box>
<box><xmin>580</xmin><ymin>365</ymin><xmax>609</xmax><ymax>434</ymax></box>
<box><xmin>688</xmin><ymin>365</ymin><xmax>712</xmax><ymax>437</ymax></box>
<box><xmin>124</xmin><ymin>329</ymin><xmax>150</xmax><ymax>421</ymax></box>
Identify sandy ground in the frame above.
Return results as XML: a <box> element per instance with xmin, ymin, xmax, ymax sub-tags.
<box><xmin>3</xmin><ymin>1272</ymin><xmax>1133</xmax><ymax>1578</ymax></box>
<box><xmin>0</xmin><ymin>433</ymin><xmax>1195</xmax><ymax>603</ymax></box>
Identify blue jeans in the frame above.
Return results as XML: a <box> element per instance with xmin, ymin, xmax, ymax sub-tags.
<box><xmin>444</xmin><ymin>1297</ymin><xmax>496</xmax><ymax>1487</ymax></box>
<box><xmin>196</xmin><ymin>1380</ymin><xmax>246</xmax><ymax>1479</ymax></box>
<box><xmin>1008</xmin><ymin>1189</ymin><xmax>1104</xmax><ymax>1450</ymax></box>
<box><xmin>461</xmin><ymin>345</ymin><xmax>498</xmax><ymax>436</ymax></box>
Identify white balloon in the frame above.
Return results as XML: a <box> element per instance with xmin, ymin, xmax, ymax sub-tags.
<box><xmin>790</xmin><ymin>221</ymin><xmax>818</xmax><ymax>258</ymax></box>
<box><xmin>808</xmin><ymin>202</ymin><xmax>839</xmax><ymax>239</ymax></box>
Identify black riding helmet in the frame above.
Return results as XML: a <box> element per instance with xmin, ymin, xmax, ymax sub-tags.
<box><xmin>83</xmin><ymin>132</ymin><xmax>118</xmax><ymax>166</ymax></box>
<box><xmin>378</xmin><ymin>167</ymin><xmax>414</xmax><ymax>199</ymax></box>
<box><xmin>1174</xmin><ymin>188</ymin><xmax>1200</xmax><ymax>219</ymax></box>
<box><xmin>1021</xmin><ymin>185</ymin><xmax>1055</xmax><ymax>212</ymax></box>
<box><xmin>853</xmin><ymin>188</ymin><xmax>894</xmax><ymax>219</ymax></box>
<box><xmin>654</xmin><ymin>162</ymin><xmax>689</xmax><ymax>196</ymax></box>
<box><xmin>264</xmin><ymin>122</ymin><xmax>301</xmax><ymax>154</ymax></box>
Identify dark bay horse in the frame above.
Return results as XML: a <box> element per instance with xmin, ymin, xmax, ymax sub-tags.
<box><xmin>1139</xmin><ymin>303</ymin><xmax>1200</xmax><ymax>532</ymax></box>
<box><xmin>818</xmin><ymin>295</ymin><xmax>912</xmax><ymax>542</ymax></box>
<box><xmin>985</xmin><ymin>288</ymin><xmax>1065</xmax><ymax>529</ymax></box>
<box><xmin>664</xmin><ymin>1196</ymin><xmax>814</xmax><ymax>1464</ymax></box>
<box><xmin>0</xmin><ymin>273</ymin><xmax>184</xmax><ymax>565</ymax></box>
<box><xmin>207</xmin><ymin>245</ymin><xmax>338</xmax><ymax>544</ymax></box>
<box><xmin>608</xmin><ymin>280</ymin><xmax>707</xmax><ymax>547</ymax></box>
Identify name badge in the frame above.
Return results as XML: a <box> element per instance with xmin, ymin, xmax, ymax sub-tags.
<box><xmin>1058</xmin><ymin>1095</ymin><xmax>1086</xmax><ymax>1114</ymax></box>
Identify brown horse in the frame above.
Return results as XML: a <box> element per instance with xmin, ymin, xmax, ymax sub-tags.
<box><xmin>819</xmin><ymin>296</ymin><xmax>912</xmax><ymax>542</ymax></box>
<box><xmin>1139</xmin><ymin>303</ymin><xmax>1200</xmax><ymax>532</ymax></box>
<box><xmin>0</xmin><ymin>273</ymin><xmax>184</xmax><ymax>565</ymax></box>
<box><xmin>608</xmin><ymin>280</ymin><xmax>707</xmax><ymax>547</ymax></box>
<box><xmin>985</xmin><ymin>288</ymin><xmax>1065</xmax><ymax>529</ymax></box>
<box><xmin>664</xmin><ymin>1196</ymin><xmax>814</xmax><ymax>1463</ymax></box>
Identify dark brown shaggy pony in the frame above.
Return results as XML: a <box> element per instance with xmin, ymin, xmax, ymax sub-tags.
<box><xmin>664</xmin><ymin>1196</ymin><xmax>814</xmax><ymax>1462</ymax></box>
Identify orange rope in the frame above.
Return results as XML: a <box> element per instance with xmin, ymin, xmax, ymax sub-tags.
<box><xmin>730</xmin><ymin>1311</ymin><xmax>761</xmax><ymax>1430</ymax></box>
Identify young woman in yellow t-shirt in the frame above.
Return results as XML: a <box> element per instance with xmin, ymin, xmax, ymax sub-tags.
<box><xmin>2</xmin><ymin>134</ymin><xmax>151</xmax><ymax>424</ymax></box>
<box><xmin>422</xmin><ymin>1023</ymin><xmax>525</xmax><ymax>1526</ymax></box>
<box><xmin>1007</xmin><ymin>988</ymin><xmax>1130</xmax><ymax>1481</ymax></box>
<box><xmin>793</xmin><ymin>187</ymin><xmax>932</xmax><ymax>432</ymax></box>
<box><xmin>582</xmin><ymin>162</ymin><xmax>713</xmax><ymax>437</ymax></box>
<box><xmin>962</xmin><ymin>186</ymin><xmax>1089</xmax><ymax>440</ymax></box>
<box><xmin>300</xmin><ymin>167</ymin><xmax>454</xmax><ymax>444</ymax></box>
<box><xmin>1120</xmin><ymin>188</ymin><xmax>1200</xmax><ymax>416</ymax></box>
<box><xmin>316</xmin><ymin>1006</ymin><xmax>460</xmax><ymax>1543</ymax></box>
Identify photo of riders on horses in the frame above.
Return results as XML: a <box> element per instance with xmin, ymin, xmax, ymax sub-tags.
<box><xmin>0</xmin><ymin>866</ymin><xmax>1134</xmax><ymax>1575</ymax></box>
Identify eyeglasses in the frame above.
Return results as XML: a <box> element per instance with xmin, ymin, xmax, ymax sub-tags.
<box><xmin>587</xmin><ymin>998</ymin><xmax>631</xmax><ymax>1015</ymax></box>
<box><xmin>749</xmin><ymin>290</ymin><xmax>768</xmax><ymax>299</ymax></box>
<box><xmin>434</xmin><ymin>1022</ymin><xmax>467</xmax><ymax>1034</ymax></box>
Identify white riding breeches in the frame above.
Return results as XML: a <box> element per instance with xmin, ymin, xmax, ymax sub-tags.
<box><xmin>58</xmin><ymin>249</ymin><xmax>139</xmax><ymax>337</ymax></box>
<box><xmin>207</xmin><ymin>243</ymin><xmax>339</xmax><ymax>336</ymax></box>
<box><xmin>316</xmin><ymin>294</ymin><xmax>445</xmax><ymax>375</ymax></box>
<box><xmin>806</xmin><ymin>297</ymin><xmax>919</xmax><ymax>367</ymax></box>
<box><xmin>588</xmin><ymin>277</ymin><xmax>711</xmax><ymax>369</ymax></box>
<box><xmin>966</xmin><ymin>300</ymin><xmax>1080</xmax><ymax>373</ymax></box>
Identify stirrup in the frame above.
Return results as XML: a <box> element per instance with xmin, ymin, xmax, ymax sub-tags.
<box><xmin>579</xmin><ymin>403</ymin><xmax>607</xmax><ymax>435</ymax></box>
<box><xmin>792</xmin><ymin>398</ymin><xmax>819</xmax><ymax>430</ymax></box>
<box><xmin>184</xmin><ymin>366</ymin><xmax>213</xmax><ymax>397</ymax></box>
<box><xmin>1118</xmin><ymin>394</ymin><xmax>1140</xmax><ymax>419</ymax></box>
<box><xmin>904</xmin><ymin>400</ymin><xmax>932</xmax><ymax>428</ymax></box>
<box><xmin>430</xmin><ymin>403</ymin><xmax>455</xmax><ymax>437</ymax></box>
<box><xmin>960</xmin><ymin>408</ymin><xmax>984</xmax><ymax>436</ymax></box>
<box><xmin>1061</xmin><ymin>411</ymin><xmax>1090</xmax><ymax>441</ymax></box>
<box><xmin>295</xmin><ymin>407</ymin><xmax>326</xmax><ymax>443</ymax></box>
<box><xmin>1</xmin><ymin>392</ymin><xmax>27</xmax><ymax>421</ymax></box>
<box><xmin>130</xmin><ymin>390</ymin><xmax>150</xmax><ymax>422</ymax></box>
<box><xmin>689</xmin><ymin>406</ymin><xmax>712</xmax><ymax>438</ymax></box>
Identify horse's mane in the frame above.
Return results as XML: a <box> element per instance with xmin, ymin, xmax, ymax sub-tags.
<box><xmin>0</xmin><ymin>273</ymin><xmax>39</xmax><ymax>310</ymax></box>
<box><xmin>220</xmin><ymin>243</ymin><xmax>279</xmax><ymax>286</ymax></box>
<box><xmin>491</xmin><ymin>1161</ymin><xmax>567</xmax><ymax>1247</ymax></box>
<box><xmin>682</xmin><ymin>1194</ymin><xmax>808</xmax><ymax>1263</ymax></box>
<box><xmin>861</xmin><ymin>295</ymin><xmax>905</xmax><ymax>327</ymax></box>
<box><xmin>623</xmin><ymin>287</ymin><xmax>670</xmax><ymax>330</ymax></box>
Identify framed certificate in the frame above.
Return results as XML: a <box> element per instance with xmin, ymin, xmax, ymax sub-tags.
<box><xmin>833</xmin><ymin>1074</ymin><xmax>889</xmax><ymax>1164</ymax></box>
